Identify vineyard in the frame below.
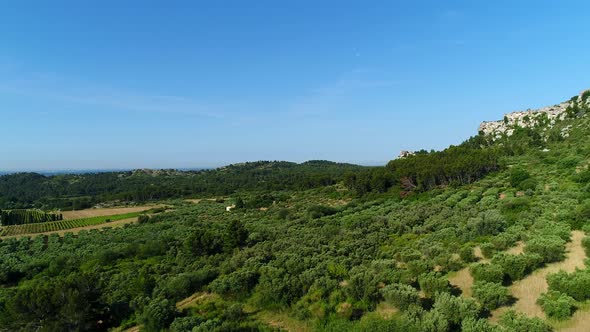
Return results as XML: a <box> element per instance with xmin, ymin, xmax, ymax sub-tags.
<box><xmin>0</xmin><ymin>212</ymin><xmax>142</xmax><ymax>237</ymax></box>
<box><xmin>0</xmin><ymin>209</ymin><xmax>62</xmax><ymax>226</ymax></box>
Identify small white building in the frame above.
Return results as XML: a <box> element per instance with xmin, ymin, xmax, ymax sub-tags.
<box><xmin>226</xmin><ymin>205</ymin><xmax>236</xmax><ymax>212</ymax></box>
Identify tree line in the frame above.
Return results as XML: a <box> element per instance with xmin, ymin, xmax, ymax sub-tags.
<box><xmin>0</xmin><ymin>209</ymin><xmax>63</xmax><ymax>226</ymax></box>
<box><xmin>0</xmin><ymin>161</ymin><xmax>364</xmax><ymax>210</ymax></box>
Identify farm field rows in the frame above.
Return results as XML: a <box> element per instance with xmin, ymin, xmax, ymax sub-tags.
<box><xmin>61</xmin><ymin>205</ymin><xmax>157</xmax><ymax>219</ymax></box>
<box><xmin>0</xmin><ymin>212</ymin><xmax>143</xmax><ymax>237</ymax></box>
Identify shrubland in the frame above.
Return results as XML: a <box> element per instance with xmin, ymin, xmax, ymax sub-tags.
<box><xmin>1</xmin><ymin>94</ymin><xmax>590</xmax><ymax>330</ymax></box>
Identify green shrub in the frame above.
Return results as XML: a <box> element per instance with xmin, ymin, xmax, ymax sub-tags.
<box><xmin>491</xmin><ymin>253</ymin><xmax>542</xmax><ymax>282</ymax></box>
<box><xmin>499</xmin><ymin>310</ymin><xmax>552</xmax><ymax>332</ymax></box>
<box><xmin>575</xmin><ymin>201</ymin><xmax>590</xmax><ymax>227</ymax></box>
<box><xmin>583</xmin><ymin>236</ymin><xmax>590</xmax><ymax>257</ymax></box>
<box><xmin>407</xmin><ymin>259</ymin><xmax>433</xmax><ymax>278</ymax></box>
<box><xmin>472</xmin><ymin>281</ymin><xmax>510</xmax><ymax>311</ymax></box>
<box><xmin>573</xmin><ymin>169</ymin><xmax>590</xmax><ymax>184</ymax></box>
<box><xmin>547</xmin><ymin>270</ymin><xmax>590</xmax><ymax>301</ymax></box>
<box><xmin>431</xmin><ymin>292</ymin><xmax>479</xmax><ymax>326</ymax></box>
<box><xmin>170</xmin><ymin>317</ymin><xmax>203</xmax><ymax>332</ymax></box>
<box><xmin>468</xmin><ymin>210</ymin><xmax>506</xmax><ymax>237</ymax></box>
<box><xmin>307</xmin><ymin>205</ymin><xmax>338</xmax><ymax>219</ymax></box>
<box><xmin>137</xmin><ymin>214</ymin><xmax>150</xmax><ymax>224</ymax></box>
<box><xmin>208</xmin><ymin>270</ymin><xmax>258</xmax><ymax>297</ymax></box>
<box><xmin>461</xmin><ymin>318</ymin><xmax>501</xmax><ymax>332</ymax></box>
<box><xmin>524</xmin><ymin>236</ymin><xmax>566</xmax><ymax>263</ymax></box>
<box><xmin>537</xmin><ymin>291</ymin><xmax>576</xmax><ymax>320</ymax></box>
<box><xmin>418</xmin><ymin>272</ymin><xmax>449</xmax><ymax>298</ymax></box>
<box><xmin>491</xmin><ymin>232</ymin><xmax>519</xmax><ymax>251</ymax></box>
<box><xmin>381</xmin><ymin>283</ymin><xmax>420</xmax><ymax>310</ymax></box>
<box><xmin>558</xmin><ymin>156</ymin><xmax>581</xmax><ymax>169</ymax></box>
<box><xmin>509</xmin><ymin>168</ymin><xmax>531</xmax><ymax>188</ymax></box>
<box><xmin>518</xmin><ymin>178</ymin><xmax>538</xmax><ymax>191</ymax></box>
<box><xmin>141</xmin><ymin>298</ymin><xmax>176</xmax><ymax>332</ymax></box>
<box><xmin>470</xmin><ymin>263</ymin><xmax>504</xmax><ymax>284</ymax></box>
<box><xmin>501</xmin><ymin>197</ymin><xmax>530</xmax><ymax>212</ymax></box>
<box><xmin>277</xmin><ymin>208</ymin><xmax>290</xmax><ymax>220</ymax></box>
<box><xmin>480</xmin><ymin>243</ymin><xmax>496</xmax><ymax>259</ymax></box>
<box><xmin>459</xmin><ymin>245</ymin><xmax>476</xmax><ymax>263</ymax></box>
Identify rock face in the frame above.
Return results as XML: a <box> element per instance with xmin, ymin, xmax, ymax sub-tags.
<box><xmin>399</xmin><ymin>150</ymin><xmax>415</xmax><ymax>158</ymax></box>
<box><xmin>479</xmin><ymin>89</ymin><xmax>590</xmax><ymax>140</ymax></box>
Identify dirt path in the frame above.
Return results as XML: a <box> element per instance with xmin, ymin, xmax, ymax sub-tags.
<box><xmin>491</xmin><ymin>231</ymin><xmax>586</xmax><ymax>321</ymax></box>
<box><xmin>0</xmin><ymin>217</ymin><xmax>138</xmax><ymax>239</ymax></box>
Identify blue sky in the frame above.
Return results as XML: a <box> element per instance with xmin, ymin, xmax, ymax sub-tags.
<box><xmin>1</xmin><ymin>1</ymin><xmax>589</xmax><ymax>170</ymax></box>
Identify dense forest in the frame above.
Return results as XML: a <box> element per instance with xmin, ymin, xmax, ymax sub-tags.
<box><xmin>1</xmin><ymin>96</ymin><xmax>590</xmax><ymax>331</ymax></box>
<box><xmin>0</xmin><ymin>209</ymin><xmax>62</xmax><ymax>226</ymax></box>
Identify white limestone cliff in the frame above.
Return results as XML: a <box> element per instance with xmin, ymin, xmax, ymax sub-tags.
<box><xmin>479</xmin><ymin>89</ymin><xmax>590</xmax><ymax>140</ymax></box>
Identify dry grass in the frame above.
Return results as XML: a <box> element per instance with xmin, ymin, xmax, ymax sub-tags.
<box><xmin>452</xmin><ymin>240</ymin><xmax>544</xmax><ymax>302</ymax></box>
<box><xmin>176</xmin><ymin>292</ymin><xmax>218</xmax><ymax>310</ymax></box>
<box><xmin>375</xmin><ymin>302</ymin><xmax>399</xmax><ymax>319</ymax></box>
<box><xmin>506</xmin><ymin>241</ymin><xmax>525</xmax><ymax>255</ymax></box>
<box><xmin>61</xmin><ymin>206</ymin><xmax>156</xmax><ymax>220</ymax></box>
<box><xmin>448</xmin><ymin>267</ymin><xmax>475</xmax><ymax>298</ymax></box>
<box><xmin>185</xmin><ymin>198</ymin><xmax>220</xmax><ymax>204</ymax></box>
<box><xmin>256</xmin><ymin>311</ymin><xmax>313</xmax><ymax>332</ymax></box>
<box><xmin>474</xmin><ymin>246</ymin><xmax>490</xmax><ymax>263</ymax></box>
<box><xmin>491</xmin><ymin>231</ymin><xmax>586</xmax><ymax>321</ymax></box>
<box><xmin>554</xmin><ymin>303</ymin><xmax>590</xmax><ymax>332</ymax></box>
<box><xmin>185</xmin><ymin>199</ymin><xmax>203</xmax><ymax>204</ymax></box>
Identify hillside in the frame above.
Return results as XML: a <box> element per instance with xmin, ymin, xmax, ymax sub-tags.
<box><xmin>1</xmin><ymin>90</ymin><xmax>590</xmax><ymax>331</ymax></box>
<box><xmin>0</xmin><ymin>160</ymin><xmax>364</xmax><ymax>210</ymax></box>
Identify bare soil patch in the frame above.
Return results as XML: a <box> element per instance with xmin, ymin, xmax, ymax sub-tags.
<box><xmin>61</xmin><ymin>206</ymin><xmax>156</xmax><ymax>220</ymax></box>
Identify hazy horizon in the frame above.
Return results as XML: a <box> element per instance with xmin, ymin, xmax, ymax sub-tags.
<box><xmin>0</xmin><ymin>158</ymin><xmax>389</xmax><ymax>174</ymax></box>
<box><xmin>2</xmin><ymin>1</ymin><xmax>590</xmax><ymax>170</ymax></box>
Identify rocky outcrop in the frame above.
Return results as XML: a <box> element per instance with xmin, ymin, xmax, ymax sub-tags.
<box><xmin>479</xmin><ymin>89</ymin><xmax>590</xmax><ymax>140</ymax></box>
<box><xmin>398</xmin><ymin>150</ymin><xmax>415</xmax><ymax>158</ymax></box>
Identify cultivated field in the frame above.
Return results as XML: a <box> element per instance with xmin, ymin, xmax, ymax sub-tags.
<box><xmin>61</xmin><ymin>205</ymin><xmax>157</xmax><ymax>219</ymax></box>
<box><xmin>0</xmin><ymin>212</ymin><xmax>143</xmax><ymax>238</ymax></box>
<box><xmin>0</xmin><ymin>217</ymin><xmax>139</xmax><ymax>239</ymax></box>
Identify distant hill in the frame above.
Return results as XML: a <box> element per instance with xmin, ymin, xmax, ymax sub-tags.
<box><xmin>0</xmin><ymin>161</ymin><xmax>365</xmax><ymax>210</ymax></box>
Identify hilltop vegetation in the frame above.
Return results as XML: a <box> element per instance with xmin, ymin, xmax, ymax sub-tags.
<box><xmin>1</xmin><ymin>92</ymin><xmax>590</xmax><ymax>331</ymax></box>
<box><xmin>0</xmin><ymin>161</ymin><xmax>363</xmax><ymax>210</ymax></box>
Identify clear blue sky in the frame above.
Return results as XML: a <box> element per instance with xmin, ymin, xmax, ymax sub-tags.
<box><xmin>1</xmin><ymin>1</ymin><xmax>589</xmax><ymax>170</ymax></box>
